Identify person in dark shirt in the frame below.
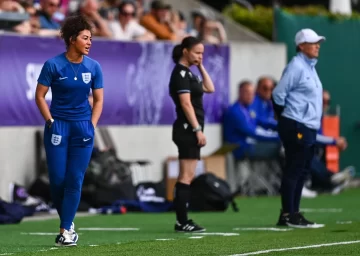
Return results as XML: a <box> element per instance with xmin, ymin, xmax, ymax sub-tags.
<box><xmin>169</xmin><ymin>36</ymin><xmax>215</xmax><ymax>232</ymax></box>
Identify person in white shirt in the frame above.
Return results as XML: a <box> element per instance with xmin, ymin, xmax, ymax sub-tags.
<box><xmin>109</xmin><ymin>0</ymin><xmax>154</xmax><ymax>41</ymax></box>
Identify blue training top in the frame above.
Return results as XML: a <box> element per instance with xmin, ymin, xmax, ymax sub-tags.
<box><xmin>37</xmin><ymin>53</ymin><xmax>103</xmax><ymax>121</ymax></box>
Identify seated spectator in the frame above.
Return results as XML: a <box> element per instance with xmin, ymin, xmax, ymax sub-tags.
<box><xmin>109</xmin><ymin>0</ymin><xmax>155</xmax><ymax>41</ymax></box>
<box><xmin>0</xmin><ymin>0</ymin><xmax>29</xmax><ymax>33</ymax></box>
<box><xmin>78</xmin><ymin>0</ymin><xmax>112</xmax><ymax>37</ymax></box>
<box><xmin>0</xmin><ymin>0</ymin><xmax>26</xmax><ymax>13</ymax></box>
<box><xmin>251</xmin><ymin>76</ymin><xmax>277</xmax><ymax>130</ymax></box>
<box><xmin>37</xmin><ymin>0</ymin><xmax>61</xmax><ymax>30</ymax></box>
<box><xmin>223</xmin><ymin>80</ymin><xmax>281</xmax><ymax>161</ymax></box>
<box><xmin>99</xmin><ymin>0</ymin><xmax>121</xmax><ymax>21</ymax></box>
<box><xmin>189</xmin><ymin>9</ymin><xmax>227</xmax><ymax>44</ymax></box>
<box><xmin>198</xmin><ymin>19</ymin><xmax>227</xmax><ymax>44</ymax></box>
<box><xmin>169</xmin><ymin>10</ymin><xmax>188</xmax><ymax>38</ymax></box>
<box><xmin>140</xmin><ymin>0</ymin><xmax>181</xmax><ymax>41</ymax></box>
<box><xmin>304</xmin><ymin>90</ymin><xmax>355</xmax><ymax>196</ymax></box>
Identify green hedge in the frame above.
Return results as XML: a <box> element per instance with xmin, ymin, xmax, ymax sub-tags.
<box><xmin>223</xmin><ymin>5</ymin><xmax>360</xmax><ymax>40</ymax></box>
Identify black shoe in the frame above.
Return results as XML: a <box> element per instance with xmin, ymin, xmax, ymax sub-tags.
<box><xmin>174</xmin><ymin>219</ymin><xmax>206</xmax><ymax>233</ymax></box>
<box><xmin>287</xmin><ymin>212</ymin><xmax>325</xmax><ymax>229</ymax></box>
<box><xmin>276</xmin><ymin>210</ymin><xmax>290</xmax><ymax>226</ymax></box>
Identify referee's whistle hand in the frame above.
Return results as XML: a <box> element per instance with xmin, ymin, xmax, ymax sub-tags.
<box><xmin>196</xmin><ymin>131</ymin><xmax>207</xmax><ymax>147</ymax></box>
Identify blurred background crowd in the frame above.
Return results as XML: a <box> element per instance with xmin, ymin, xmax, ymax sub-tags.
<box><xmin>0</xmin><ymin>0</ymin><xmax>227</xmax><ymax>43</ymax></box>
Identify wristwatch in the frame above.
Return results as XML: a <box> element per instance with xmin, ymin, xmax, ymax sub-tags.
<box><xmin>46</xmin><ymin>118</ymin><xmax>54</xmax><ymax>128</ymax></box>
<box><xmin>192</xmin><ymin>125</ymin><xmax>202</xmax><ymax>132</ymax></box>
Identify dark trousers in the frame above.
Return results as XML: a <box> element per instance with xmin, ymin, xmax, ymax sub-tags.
<box><xmin>310</xmin><ymin>156</ymin><xmax>334</xmax><ymax>191</ymax></box>
<box><xmin>44</xmin><ymin>119</ymin><xmax>95</xmax><ymax>230</ymax></box>
<box><xmin>278</xmin><ymin>117</ymin><xmax>317</xmax><ymax>215</ymax></box>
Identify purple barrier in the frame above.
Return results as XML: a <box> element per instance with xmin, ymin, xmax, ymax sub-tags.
<box><xmin>0</xmin><ymin>34</ymin><xmax>229</xmax><ymax>126</ymax></box>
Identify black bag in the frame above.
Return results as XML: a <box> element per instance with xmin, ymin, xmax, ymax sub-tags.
<box><xmin>189</xmin><ymin>173</ymin><xmax>239</xmax><ymax>212</ymax></box>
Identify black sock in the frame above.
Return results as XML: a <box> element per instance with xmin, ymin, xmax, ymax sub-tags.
<box><xmin>174</xmin><ymin>182</ymin><xmax>190</xmax><ymax>224</ymax></box>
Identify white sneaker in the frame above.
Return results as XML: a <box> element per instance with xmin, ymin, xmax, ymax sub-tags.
<box><xmin>70</xmin><ymin>222</ymin><xmax>78</xmax><ymax>243</ymax></box>
<box><xmin>331</xmin><ymin>166</ymin><xmax>355</xmax><ymax>185</ymax></box>
<box><xmin>301</xmin><ymin>186</ymin><xmax>318</xmax><ymax>198</ymax></box>
<box><xmin>55</xmin><ymin>230</ymin><xmax>76</xmax><ymax>247</ymax></box>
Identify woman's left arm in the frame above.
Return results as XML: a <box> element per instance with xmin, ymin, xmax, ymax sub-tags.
<box><xmin>91</xmin><ymin>62</ymin><xmax>104</xmax><ymax>128</ymax></box>
<box><xmin>198</xmin><ymin>64</ymin><xmax>215</xmax><ymax>93</ymax></box>
<box><xmin>91</xmin><ymin>88</ymin><xmax>103</xmax><ymax>128</ymax></box>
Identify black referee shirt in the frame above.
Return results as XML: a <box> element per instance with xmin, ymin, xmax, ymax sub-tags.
<box><xmin>169</xmin><ymin>64</ymin><xmax>204</xmax><ymax>125</ymax></box>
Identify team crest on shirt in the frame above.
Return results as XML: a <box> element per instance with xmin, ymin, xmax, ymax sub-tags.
<box><xmin>297</xmin><ymin>133</ymin><xmax>303</xmax><ymax>140</ymax></box>
<box><xmin>82</xmin><ymin>73</ymin><xmax>91</xmax><ymax>84</ymax></box>
<box><xmin>51</xmin><ymin>134</ymin><xmax>62</xmax><ymax>146</ymax></box>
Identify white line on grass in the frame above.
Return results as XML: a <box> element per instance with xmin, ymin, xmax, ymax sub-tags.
<box><xmin>20</xmin><ymin>232</ymin><xmax>83</xmax><ymax>236</ymax></box>
<box><xmin>301</xmin><ymin>208</ymin><xmax>343</xmax><ymax>213</ymax></box>
<box><xmin>78</xmin><ymin>228</ymin><xmax>139</xmax><ymax>231</ymax></box>
<box><xmin>228</xmin><ymin>240</ymin><xmax>360</xmax><ymax>256</ymax></box>
<box><xmin>156</xmin><ymin>239</ymin><xmax>175</xmax><ymax>241</ymax></box>
<box><xmin>23</xmin><ymin>212</ymin><xmax>92</xmax><ymax>222</ymax></box>
<box><xmin>336</xmin><ymin>221</ymin><xmax>352</xmax><ymax>224</ymax></box>
<box><xmin>0</xmin><ymin>253</ymin><xmax>13</xmax><ymax>255</ymax></box>
<box><xmin>189</xmin><ymin>236</ymin><xmax>203</xmax><ymax>239</ymax></box>
<box><xmin>186</xmin><ymin>232</ymin><xmax>239</xmax><ymax>236</ymax></box>
<box><xmin>233</xmin><ymin>228</ymin><xmax>293</xmax><ymax>232</ymax></box>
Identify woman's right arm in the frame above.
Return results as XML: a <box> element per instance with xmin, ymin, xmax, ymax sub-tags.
<box><xmin>36</xmin><ymin>61</ymin><xmax>53</xmax><ymax>121</ymax></box>
<box><xmin>179</xmin><ymin>93</ymin><xmax>206</xmax><ymax>146</ymax></box>
<box><xmin>35</xmin><ymin>84</ymin><xmax>52</xmax><ymax>121</ymax></box>
<box><xmin>179</xmin><ymin>93</ymin><xmax>200</xmax><ymax>130</ymax></box>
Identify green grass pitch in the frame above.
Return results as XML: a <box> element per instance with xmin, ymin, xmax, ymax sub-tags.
<box><xmin>1</xmin><ymin>189</ymin><xmax>360</xmax><ymax>256</ymax></box>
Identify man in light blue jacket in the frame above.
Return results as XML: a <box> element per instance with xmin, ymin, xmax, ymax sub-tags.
<box><xmin>272</xmin><ymin>28</ymin><xmax>326</xmax><ymax>229</ymax></box>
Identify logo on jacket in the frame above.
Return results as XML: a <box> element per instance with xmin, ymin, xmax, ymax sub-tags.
<box><xmin>297</xmin><ymin>133</ymin><xmax>303</xmax><ymax>140</ymax></box>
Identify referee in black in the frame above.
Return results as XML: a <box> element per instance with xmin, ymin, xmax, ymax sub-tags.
<box><xmin>169</xmin><ymin>36</ymin><xmax>215</xmax><ymax>232</ymax></box>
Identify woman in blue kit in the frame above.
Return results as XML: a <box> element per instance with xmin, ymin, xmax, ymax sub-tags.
<box><xmin>35</xmin><ymin>15</ymin><xmax>104</xmax><ymax>246</ymax></box>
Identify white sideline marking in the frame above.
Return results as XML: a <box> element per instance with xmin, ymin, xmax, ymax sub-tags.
<box><xmin>228</xmin><ymin>240</ymin><xmax>360</xmax><ymax>256</ymax></box>
<box><xmin>23</xmin><ymin>212</ymin><xmax>92</xmax><ymax>222</ymax></box>
<box><xmin>0</xmin><ymin>253</ymin><xmax>13</xmax><ymax>255</ymax></box>
<box><xmin>337</xmin><ymin>221</ymin><xmax>352</xmax><ymax>224</ymax></box>
<box><xmin>20</xmin><ymin>232</ymin><xmax>83</xmax><ymax>236</ymax></box>
<box><xmin>89</xmin><ymin>245</ymin><xmax>98</xmax><ymax>247</ymax></box>
<box><xmin>233</xmin><ymin>228</ymin><xmax>293</xmax><ymax>232</ymax></box>
<box><xmin>189</xmin><ymin>236</ymin><xmax>203</xmax><ymax>239</ymax></box>
<box><xmin>186</xmin><ymin>232</ymin><xmax>239</xmax><ymax>236</ymax></box>
<box><xmin>79</xmin><ymin>228</ymin><xmax>139</xmax><ymax>231</ymax></box>
<box><xmin>156</xmin><ymin>239</ymin><xmax>174</xmax><ymax>241</ymax></box>
<box><xmin>301</xmin><ymin>208</ymin><xmax>343</xmax><ymax>213</ymax></box>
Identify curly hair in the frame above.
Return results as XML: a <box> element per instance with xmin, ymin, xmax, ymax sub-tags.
<box><xmin>60</xmin><ymin>15</ymin><xmax>93</xmax><ymax>49</ymax></box>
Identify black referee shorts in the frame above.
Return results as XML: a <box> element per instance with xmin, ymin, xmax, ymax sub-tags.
<box><xmin>172</xmin><ymin>121</ymin><xmax>202</xmax><ymax>160</ymax></box>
